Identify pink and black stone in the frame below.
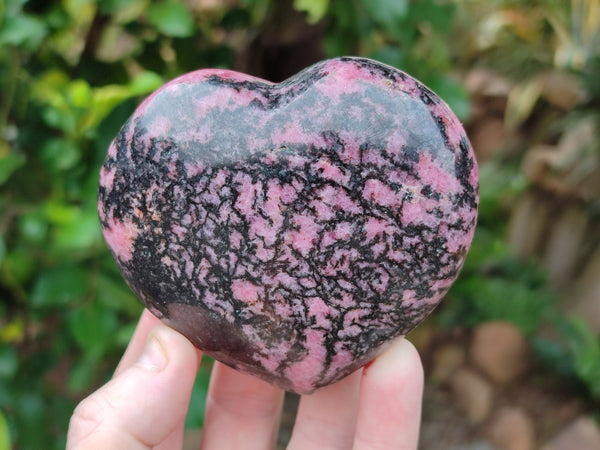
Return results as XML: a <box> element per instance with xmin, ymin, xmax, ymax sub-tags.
<box><xmin>98</xmin><ymin>57</ymin><xmax>478</xmax><ymax>394</ymax></box>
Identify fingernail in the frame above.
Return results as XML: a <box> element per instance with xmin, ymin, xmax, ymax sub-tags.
<box><xmin>137</xmin><ymin>332</ymin><xmax>168</xmax><ymax>372</ymax></box>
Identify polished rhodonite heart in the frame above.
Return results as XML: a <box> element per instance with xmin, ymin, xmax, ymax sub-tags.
<box><xmin>98</xmin><ymin>57</ymin><xmax>478</xmax><ymax>394</ymax></box>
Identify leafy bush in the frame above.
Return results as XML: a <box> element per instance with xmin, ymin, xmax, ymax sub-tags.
<box><xmin>0</xmin><ymin>1</ymin><xmax>216</xmax><ymax>447</ymax></box>
<box><xmin>442</xmin><ymin>161</ymin><xmax>600</xmax><ymax>402</ymax></box>
<box><xmin>438</xmin><ymin>0</ymin><xmax>600</xmax><ymax>403</ymax></box>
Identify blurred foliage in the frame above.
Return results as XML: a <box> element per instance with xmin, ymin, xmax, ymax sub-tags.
<box><xmin>0</xmin><ymin>408</ymin><xmax>9</xmax><ymax>450</ymax></box>
<box><xmin>444</xmin><ymin>160</ymin><xmax>558</xmax><ymax>329</ymax></box>
<box><xmin>440</xmin><ymin>162</ymin><xmax>554</xmax><ymax>336</ymax></box>
<box><xmin>532</xmin><ymin>316</ymin><xmax>600</xmax><ymax>399</ymax></box>
<box><xmin>325</xmin><ymin>0</ymin><xmax>471</xmax><ymax>119</ymax></box>
<box><xmin>0</xmin><ymin>0</ymin><xmax>206</xmax><ymax>447</ymax></box>
<box><xmin>456</xmin><ymin>0</ymin><xmax>600</xmax><ymax>133</ymax></box>
<box><xmin>444</xmin><ymin>160</ymin><xmax>600</xmax><ymax>401</ymax></box>
<box><xmin>0</xmin><ymin>0</ymin><xmax>599</xmax><ymax>447</ymax></box>
<box><xmin>442</xmin><ymin>0</ymin><xmax>600</xmax><ymax>402</ymax></box>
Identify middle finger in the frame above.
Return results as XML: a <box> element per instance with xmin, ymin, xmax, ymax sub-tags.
<box><xmin>200</xmin><ymin>362</ymin><xmax>285</xmax><ymax>450</ymax></box>
<box><xmin>287</xmin><ymin>370</ymin><xmax>361</xmax><ymax>449</ymax></box>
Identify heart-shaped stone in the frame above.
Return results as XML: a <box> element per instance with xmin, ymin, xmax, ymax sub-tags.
<box><xmin>98</xmin><ymin>57</ymin><xmax>478</xmax><ymax>394</ymax></box>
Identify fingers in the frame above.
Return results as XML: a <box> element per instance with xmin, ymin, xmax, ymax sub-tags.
<box><xmin>287</xmin><ymin>370</ymin><xmax>362</xmax><ymax>450</ymax></box>
<box><xmin>287</xmin><ymin>338</ymin><xmax>423</xmax><ymax>450</ymax></box>
<box><xmin>68</xmin><ymin>308</ymin><xmax>423</xmax><ymax>450</ymax></box>
<box><xmin>67</xmin><ymin>325</ymin><xmax>201</xmax><ymax>449</ymax></box>
<box><xmin>353</xmin><ymin>338</ymin><xmax>424</xmax><ymax>450</ymax></box>
<box><xmin>200</xmin><ymin>362</ymin><xmax>285</xmax><ymax>450</ymax></box>
<box><xmin>115</xmin><ymin>309</ymin><xmax>163</xmax><ymax>376</ymax></box>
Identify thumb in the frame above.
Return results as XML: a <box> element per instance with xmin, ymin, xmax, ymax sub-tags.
<box><xmin>67</xmin><ymin>325</ymin><xmax>200</xmax><ymax>449</ymax></box>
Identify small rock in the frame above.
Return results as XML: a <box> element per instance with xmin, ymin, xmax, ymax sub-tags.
<box><xmin>540</xmin><ymin>70</ymin><xmax>584</xmax><ymax>110</ymax></box>
<box><xmin>542</xmin><ymin>416</ymin><xmax>600</xmax><ymax>450</ymax></box>
<box><xmin>431</xmin><ymin>344</ymin><xmax>466</xmax><ymax>384</ymax></box>
<box><xmin>471</xmin><ymin>322</ymin><xmax>528</xmax><ymax>384</ymax></box>
<box><xmin>488</xmin><ymin>407</ymin><xmax>535</xmax><ymax>450</ymax></box>
<box><xmin>450</xmin><ymin>368</ymin><xmax>494</xmax><ymax>424</ymax></box>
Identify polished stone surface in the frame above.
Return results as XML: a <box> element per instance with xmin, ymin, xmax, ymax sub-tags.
<box><xmin>98</xmin><ymin>57</ymin><xmax>478</xmax><ymax>393</ymax></box>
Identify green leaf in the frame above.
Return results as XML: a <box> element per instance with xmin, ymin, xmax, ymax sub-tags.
<box><xmin>0</xmin><ymin>152</ymin><xmax>25</xmax><ymax>185</ymax></box>
<box><xmin>63</xmin><ymin>0</ymin><xmax>97</xmax><ymax>19</ymax></box>
<box><xmin>461</xmin><ymin>228</ymin><xmax>512</xmax><ymax>272</ymax></box>
<box><xmin>86</xmin><ymin>85</ymin><xmax>130</xmax><ymax>130</ymax></box>
<box><xmin>0</xmin><ymin>248</ymin><xmax>35</xmax><ymax>286</ymax></box>
<box><xmin>68</xmin><ymin>302</ymin><xmax>118</xmax><ymax>352</ymax></box>
<box><xmin>0</xmin><ymin>347</ymin><xmax>18</xmax><ymax>380</ymax></box>
<box><xmin>3</xmin><ymin>0</ymin><xmax>29</xmax><ymax>18</ymax></box>
<box><xmin>86</xmin><ymin>72</ymin><xmax>161</xmax><ymax>130</ymax></box>
<box><xmin>40</xmin><ymin>139</ymin><xmax>81</xmax><ymax>171</ymax></box>
<box><xmin>475</xmin><ymin>162</ymin><xmax>527</xmax><ymax>230</ymax></box>
<box><xmin>53</xmin><ymin>207</ymin><xmax>102</xmax><ymax>251</ymax></box>
<box><xmin>67</xmin><ymin>79</ymin><xmax>93</xmax><ymax>109</ymax></box>
<box><xmin>409</xmin><ymin>0</ymin><xmax>455</xmax><ymax>33</ymax></box>
<box><xmin>0</xmin><ymin>408</ymin><xmax>10</xmax><ymax>450</ymax></box>
<box><xmin>114</xmin><ymin>320</ymin><xmax>138</xmax><ymax>348</ymax></box>
<box><xmin>128</xmin><ymin>71</ymin><xmax>163</xmax><ymax>96</ymax></box>
<box><xmin>15</xmin><ymin>393</ymin><xmax>47</xmax><ymax>449</ymax></box>
<box><xmin>30</xmin><ymin>265</ymin><xmax>89</xmax><ymax>308</ymax></box>
<box><xmin>31</xmin><ymin>69</ymin><xmax>71</xmax><ymax>103</ymax></box>
<box><xmin>41</xmin><ymin>106</ymin><xmax>77</xmax><ymax>134</ymax></box>
<box><xmin>31</xmin><ymin>70</ymin><xmax>79</xmax><ymax>133</ymax></box>
<box><xmin>450</xmin><ymin>277</ymin><xmax>552</xmax><ymax>335</ymax></box>
<box><xmin>18</xmin><ymin>211</ymin><xmax>49</xmax><ymax>244</ymax></box>
<box><xmin>44</xmin><ymin>201</ymin><xmax>80</xmax><ymax>225</ymax></box>
<box><xmin>294</xmin><ymin>0</ymin><xmax>329</xmax><ymax>24</ymax></box>
<box><xmin>0</xmin><ymin>13</ymin><xmax>47</xmax><ymax>50</ymax></box>
<box><xmin>96</xmin><ymin>274</ymin><xmax>143</xmax><ymax>317</ymax></box>
<box><xmin>358</xmin><ymin>0</ymin><xmax>408</xmax><ymax>33</ymax></box>
<box><xmin>68</xmin><ymin>349</ymin><xmax>103</xmax><ymax>392</ymax></box>
<box><xmin>147</xmin><ymin>1</ymin><xmax>195</xmax><ymax>38</ymax></box>
<box><xmin>565</xmin><ymin>317</ymin><xmax>600</xmax><ymax>398</ymax></box>
<box><xmin>531</xmin><ymin>336</ymin><xmax>575</xmax><ymax>379</ymax></box>
<box><xmin>368</xmin><ymin>46</ymin><xmax>405</xmax><ymax>69</ymax></box>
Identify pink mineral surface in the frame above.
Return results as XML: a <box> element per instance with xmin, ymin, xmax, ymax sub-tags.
<box><xmin>98</xmin><ymin>57</ymin><xmax>478</xmax><ymax>394</ymax></box>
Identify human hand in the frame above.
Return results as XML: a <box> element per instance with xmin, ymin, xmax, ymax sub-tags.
<box><xmin>67</xmin><ymin>309</ymin><xmax>423</xmax><ymax>449</ymax></box>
